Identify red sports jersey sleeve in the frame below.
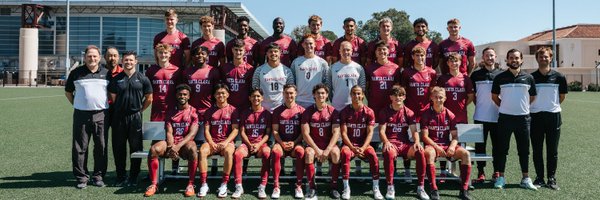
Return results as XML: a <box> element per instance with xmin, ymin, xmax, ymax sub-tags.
<box><xmin>341</xmin><ymin>105</ymin><xmax>375</xmax><ymax>146</ymax></box>
<box><xmin>165</xmin><ymin>106</ymin><xmax>199</xmax><ymax>145</ymax></box>
<box><xmin>204</xmin><ymin>104</ymin><xmax>239</xmax><ymax>143</ymax></box>
<box><xmin>436</xmin><ymin>74</ymin><xmax>473</xmax><ymax>123</ymax></box>
<box><xmin>146</xmin><ymin>64</ymin><xmax>182</xmax><ymax>121</ymax></box>
<box><xmin>420</xmin><ymin>108</ymin><xmax>456</xmax><ymax>145</ymax></box>
<box><xmin>240</xmin><ymin>108</ymin><xmax>271</xmax><ymax>144</ymax></box>
<box><xmin>332</xmin><ymin>36</ymin><xmax>366</xmax><ymax>63</ymax></box>
<box><xmin>401</xmin><ymin>66</ymin><xmax>437</xmax><ymax>121</ymax></box>
<box><xmin>259</xmin><ymin>35</ymin><xmax>297</xmax><ymax>67</ymax></box>
<box><xmin>402</xmin><ymin>40</ymin><xmax>438</xmax><ymax>69</ymax></box>
<box><xmin>378</xmin><ymin>106</ymin><xmax>416</xmax><ymax>144</ymax></box>
<box><xmin>183</xmin><ymin>65</ymin><xmax>221</xmax><ymax>112</ymax></box>
<box><xmin>301</xmin><ymin>105</ymin><xmax>340</xmax><ymax>149</ymax></box>
<box><xmin>297</xmin><ymin>35</ymin><xmax>332</xmax><ymax>59</ymax></box>
<box><xmin>438</xmin><ymin>37</ymin><xmax>475</xmax><ymax>75</ymax></box>
<box><xmin>192</xmin><ymin>37</ymin><xmax>226</xmax><ymax>67</ymax></box>
<box><xmin>365</xmin><ymin>62</ymin><xmax>401</xmax><ymax>113</ymax></box>
<box><xmin>154</xmin><ymin>31</ymin><xmax>190</xmax><ymax>68</ymax></box>
<box><xmin>272</xmin><ymin>104</ymin><xmax>305</xmax><ymax>142</ymax></box>
<box><xmin>226</xmin><ymin>37</ymin><xmax>258</xmax><ymax>65</ymax></box>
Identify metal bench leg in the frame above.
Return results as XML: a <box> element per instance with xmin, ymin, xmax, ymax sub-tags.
<box><xmin>158</xmin><ymin>158</ymin><xmax>165</xmax><ymax>184</ymax></box>
<box><xmin>355</xmin><ymin>160</ymin><xmax>362</xmax><ymax>175</ymax></box>
<box><xmin>210</xmin><ymin>158</ymin><xmax>218</xmax><ymax>176</ymax></box>
<box><xmin>316</xmin><ymin>162</ymin><xmax>323</xmax><ymax>176</ymax></box>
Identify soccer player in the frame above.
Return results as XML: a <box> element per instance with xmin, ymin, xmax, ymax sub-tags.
<box><xmin>146</xmin><ymin>43</ymin><xmax>182</xmax><ymax>121</ymax></box>
<box><xmin>153</xmin><ymin>9</ymin><xmax>190</xmax><ymax>68</ymax></box>
<box><xmin>231</xmin><ymin>88</ymin><xmax>272</xmax><ymax>198</ymax></box>
<box><xmin>332</xmin><ymin>17</ymin><xmax>366</xmax><ymax>65</ymax></box>
<box><xmin>402</xmin><ymin>18</ymin><xmax>438</xmax><ymax>69</ymax></box>
<box><xmin>108</xmin><ymin>51</ymin><xmax>152</xmax><ymax>187</ymax></box>
<box><xmin>366</xmin><ymin>17</ymin><xmax>401</xmax><ymax>66</ymax></box>
<box><xmin>491</xmin><ymin>49</ymin><xmax>537</xmax><ymax>190</ymax></box>
<box><xmin>339</xmin><ymin>86</ymin><xmax>382</xmax><ymax>200</ymax></box>
<box><xmin>422</xmin><ymin>86</ymin><xmax>472</xmax><ymax>200</ymax></box>
<box><xmin>297</xmin><ymin>15</ymin><xmax>332</xmax><ymax>63</ymax></box>
<box><xmin>530</xmin><ymin>47</ymin><xmax>567</xmax><ymax>190</ymax></box>
<box><xmin>65</xmin><ymin>45</ymin><xmax>110</xmax><ymax>189</ymax></box>
<box><xmin>378</xmin><ymin>87</ymin><xmax>428</xmax><ymax>200</ymax></box>
<box><xmin>470</xmin><ymin>47</ymin><xmax>502</xmax><ymax>183</ymax></box>
<box><xmin>191</xmin><ymin>15</ymin><xmax>226</xmax><ymax>68</ymax></box>
<box><xmin>438</xmin><ymin>18</ymin><xmax>476</xmax><ymax>75</ymax></box>
<box><xmin>436</xmin><ymin>52</ymin><xmax>474</xmax><ymax>124</ymax></box>
<box><xmin>144</xmin><ymin>84</ymin><xmax>199</xmax><ymax>197</ymax></box>
<box><xmin>291</xmin><ymin>34</ymin><xmax>330</xmax><ymax>108</ymax></box>
<box><xmin>221</xmin><ymin>39</ymin><xmax>255</xmax><ymax>111</ymax></box>
<box><xmin>252</xmin><ymin>43</ymin><xmax>295</xmax><ymax>112</ymax></box>
<box><xmin>365</xmin><ymin>40</ymin><xmax>401</xmax><ymax>114</ymax></box>
<box><xmin>271</xmin><ymin>84</ymin><xmax>306</xmax><ymax>199</ymax></box>
<box><xmin>402</xmin><ymin>46</ymin><xmax>437</xmax><ymax>121</ymax></box>
<box><xmin>302</xmin><ymin>84</ymin><xmax>341</xmax><ymax>200</ymax></box>
<box><xmin>183</xmin><ymin>46</ymin><xmax>221</xmax><ymax>115</ymax></box>
<box><xmin>330</xmin><ymin>41</ymin><xmax>366</xmax><ymax>111</ymax></box>
<box><xmin>257</xmin><ymin>17</ymin><xmax>297</xmax><ymax>67</ymax></box>
<box><xmin>197</xmin><ymin>84</ymin><xmax>239</xmax><ymax>198</ymax></box>
<box><xmin>226</xmin><ymin>16</ymin><xmax>258</xmax><ymax>65</ymax></box>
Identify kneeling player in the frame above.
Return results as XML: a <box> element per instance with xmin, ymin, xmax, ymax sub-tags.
<box><xmin>422</xmin><ymin>87</ymin><xmax>472</xmax><ymax>200</ymax></box>
<box><xmin>379</xmin><ymin>87</ymin><xmax>429</xmax><ymax>200</ymax></box>
<box><xmin>145</xmin><ymin>84</ymin><xmax>199</xmax><ymax>197</ymax></box>
<box><xmin>197</xmin><ymin>84</ymin><xmax>239</xmax><ymax>198</ymax></box>
<box><xmin>232</xmin><ymin>89</ymin><xmax>272</xmax><ymax>198</ymax></box>
<box><xmin>302</xmin><ymin>84</ymin><xmax>342</xmax><ymax>200</ymax></box>
<box><xmin>339</xmin><ymin>85</ymin><xmax>383</xmax><ymax>200</ymax></box>
<box><xmin>271</xmin><ymin>84</ymin><xmax>306</xmax><ymax>199</ymax></box>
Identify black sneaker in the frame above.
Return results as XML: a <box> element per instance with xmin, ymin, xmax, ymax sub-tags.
<box><xmin>114</xmin><ymin>178</ymin><xmax>128</xmax><ymax>187</ymax></box>
<box><xmin>459</xmin><ymin>189</ymin><xmax>472</xmax><ymax>200</ymax></box>
<box><xmin>430</xmin><ymin>190</ymin><xmax>440</xmax><ymax>200</ymax></box>
<box><xmin>127</xmin><ymin>177</ymin><xmax>138</xmax><ymax>187</ymax></box>
<box><xmin>533</xmin><ymin>177</ymin><xmax>545</xmax><ymax>188</ymax></box>
<box><xmin>306</xmin><ymin>188</ymin><xmax>317</xmax><ymax>199</ymax></box>
<box><xmin>331</xmin><ymin>189</ymin><xmax>341</xmax><ymax>199</ymax></box>
<box><xmin>547</xmin><ymin>178</ymin><xmax>560</xmax><ymax>190</ymax></box>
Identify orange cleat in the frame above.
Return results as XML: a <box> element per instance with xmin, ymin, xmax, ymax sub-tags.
<box><xmin>144</xmin><ymin>184</ymin><xmax>158</xmax><ymax>197</ymax></box>
<box><xmin>184</xmin><ymin>184</ymin><xmax>196</xmax><ymax>197</ymax></box>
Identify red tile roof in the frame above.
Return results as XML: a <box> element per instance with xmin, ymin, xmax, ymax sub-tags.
<box><xmin>519</xmin><ymin>24</ymin><xmax>600</xmax><ymax>41</ymax></box>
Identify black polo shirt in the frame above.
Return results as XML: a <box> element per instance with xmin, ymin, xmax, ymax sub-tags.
<box><xmin>65</xmin><ymin>65</ymin><xmax>110</xmax><ymax>111</ymax></box>
<box><xmin>491</xmin><ymin>69</ymin><xmax>536</xmax><ymax>115</ymax></box>
<box><xmin>470</xmin><ymin>66</ymin><xmax>503</xmax><ymax>122</ymax></box>
<box><xmin>530</xmin><ymin>69</ymin><xmax>568</xmax><ymax>113</ymax></box>
<box><xmin>108</xmin><ymin>71</ymin><xmax>153</xmax><ymax>116</ymax></box>
<box><xmin>470</xmin><ymin>66</ymin><xmax>503</xmax><ymax>92</ymax></box>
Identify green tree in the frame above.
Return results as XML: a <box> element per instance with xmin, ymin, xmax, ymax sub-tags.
<box><xmin>290</xmin><ymin>25</ymin><xmax>338</xmax><ymax>42</ymax></box>
<box><xmin>427</xmin><ymin>31</ymin><xmax>443</xmax><ymax>43</ymax></box>
<box><xmin>356</xmin><ymin>8</ymin><xmax>444</xmax><ymax>44</ymax></box>
<box><xmin>321</xmin><ymin>30</ymin><xmax>338</xmax><ymax>41</ymax></box>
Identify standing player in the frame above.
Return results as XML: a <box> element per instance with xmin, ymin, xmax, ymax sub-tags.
<box><xmin>438</xmin><ymin>18</ymin><xmax>476</xmax><ymax>75</ymax></box>
<box><xmin>402</xmin><ymin>46</ymin><xmax>437</xmax><ymax>121</ymax></box>
<box><xmin>197</xmin><ymin>84</ymin><xmax>239</xmax><ymax>198</ymax></box>
<box><xmin>226</xmin><ymin>16</ymin><xmax>258</xmax><ymax>65</ymax></box>
<box><xmin>421</xmin><ymin>87</ymin><xmax>472</xmax><ymax>200</ymax></box>
<box><xmin>436</xmin><ymin>52</ymin><xmax>474</xmax><ymax>125</ymax></box>
<box><xmin>491</xmin><ymin>49</ymin><xmax>537</xmax><ymax>190</ymax></box>
<box><xmin>330</xmin><ymin>41</ymin><xmax>366</xmax><ymax>111</ymax></box>
<box><xmin>365</xmin><ymin>40</ymin><xmax>401</xmax><ymax>114</ymax></box>
<box><xmin>297</xmin><ymin>15</ymin><xmax>332</xmax><ymax>63</ymax></box>
<box><xmin>183</xmin><ymin>46</ymin><xmax>221</xmax><ymax>115</ymax></box>
<box><xmin>402</xmin><ymin>18</ymin><xmax>438</xmax><ymax>69</ymax></box>
<box><xmin>257</xmin><ymin>17</ymin><xmax>297</xmax><ymax>67</ymax></box>
<box><xmin>270</xmin><ymin>84</ymin><xmax>306</xmax><ymax>199</ymax></box>
<box><xmin>154</xmin><ymin>9</ymin><xmax>190</xmax><ymax>68</ymax></box>
<box><xmin>252</xmin><ymin>43</ymin><xmax>295</xmax><ymax>112</ymax></box>
<box><xmin>332</xmin><ymin>17</ymin><xmax>366</xmax><ymax>65</ymax></box>
<box><xmin>291</xmin><ymin>34</ymin><xmax>330</xmax><ymax>108</ymax></box>
<box><xmin>339</xmin><ymin>86</ymin><xmax>383</xmax><ymax>200</ymax></box>
<box><xmin>470</xmin><ymin>47</ymin><xmax>502</xmax><ymax>183</ymax></box>
<box><xmin>302</xmin><ymin>84</ymin><xmax>342</xmax><ymax>200</ymax></box>
<box><xmin>146</xmin><ymin>43</ymin><xmax>182</xmax><ymax>121</ymax></box>
<box><xmin>366</xmin><ymin>17</ymin><xmax>401</xmax><ymax>66</ymax></box>
<box><xmin>144</xmin><ymin>84</ymin><xmax>198</xmax><ymax>197</ymax></box>
<box><xmin>232</xmin><ymin>89</ymin><xmax>272</xmax><ymax>198</ymax></box>
<box><xmin>530</xmin><ymin>47</ymin><xmax>567</xmax><ymax>190</ymax></box>
<box><xmin>191</xmin><ymin>15</ymin><xmax>226</xmax><ymax>68</ymax></box>
<box><xmin>222</xmin><ymin>39</ymin><xmax>255</xmax><ymax>111</ymax></box>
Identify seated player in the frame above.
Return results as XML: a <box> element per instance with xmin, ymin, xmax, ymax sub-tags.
<box><xmin>339</xmin><ymin>85</ymin><xmax>383</xmax><ymax>200</ymax></box>
<box><xmin>197</xmin><ymin>84</ymin><xmax>239</xmax><ymax>198</ymax></box>
<box><xmin>144</xmin><ymin>84</ymin><xmax>199</xmax><ymax>197</ymax></box>
<box><xmin>270</xmin><ymin>84</ymin><xmax>306</xmax><ymax>199</ymax></box>
<box><xmin>302</xmin><ymin>84</ymin><xmax>342</xmax><ymax>200</ymax></box>
<box><xmin>232</xmin><ymin>89</ymin><xmax>272</xmax><ymax>199</ymax></box>
<box><xmin>421</xmin><ymin>87</ymin><xmax>472</xmax><ymax>200</ymax></box>
<box><xmin>379</xmin><ymin>87</ymin><xmax>429</xmax><ymax>200</ymax></box>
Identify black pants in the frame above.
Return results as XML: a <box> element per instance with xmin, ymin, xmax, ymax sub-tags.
<box><xmin>72</xmin><ymin>109</ymin><xmax>108</xmax><ymax>183</ymax></box>
<box><xmin>530</xmin><ymin>112</ymin><xmax>561</xmax><ymax>179</ymax></box>
<box><xmin>474</xmin><ymin>120</ymin><xmax>498</xmax><ymax>172</ymax></box>
<box><xmin>495</xmin><ymin>113</ymin><xmax>530</xmax><ymax>174</ymax></box>
<box><xmin>111</xmin><ymin>112</ymin><xmax>144</xmax><ymax>180</ymax></box>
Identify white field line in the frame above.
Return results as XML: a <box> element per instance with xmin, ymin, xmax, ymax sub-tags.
<box><xmin>0</xmin><ymin>95</ymin><xmax>63</xmax><ymax>101</ymax></box>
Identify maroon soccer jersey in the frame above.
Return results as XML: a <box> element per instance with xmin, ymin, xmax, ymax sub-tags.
<box><xmin>332</xmin><ymin>35</ymin><xmax>366</xmax><ymax>63</ymax></box>
<box><xmin>365</xmin><ymin>61</ymin><xmax>401</xmax><ymax>113</ymax></box>
<box><xmin>240</xmin><ymin>107</ymin><xmax>271</xmax><ymax>144</ymax></box>
<box><xmin>297</xmin><ymin>34</ymin><xmax>332</xmax><ymax>59</ymax></box>
<box><xmin>436</xmin><ymin>74</ymin><xmax>474</xmax><ymax>123</ymax></box>
<box><xmin>420</xmin><ymin>107</ymin><xmax>456</xmax><ymax>145</ymax></box>
<box><xmin>272</xmin><ymin>103</ymin><xmax>305</xmax><ymax>142</ymax></box>
<box><xmin>340</xmin><ymin>105</ymin><xmax>375</xmax><ymax>146</ymax></box>
<box><xmin>438</xmin><ymin>37</ymin><xmax>476</xmax><ymax>74</ymax></box>
<box><xmin>301</xmin><ymin>104</ymin><xmax>341</xmax><ymax>149</ymax></box>
<box><xmin>367</xmin><ymin>38</ymin><xmax>400</xmax><ymax>64</ymax></box>
<box><xmin>378</xmin><ymin>106</ymin><xmax>417</xmax><ymax>144</ymax></box>
<box><xmin>220</xmin><ymin>62</ymin><xmax>254</xmax><ymax>110</ymax></box>
<box><xmin>401</xmin><ymin>66</ymin><xmax>437</xmax><ymax>121</ymax></box>
<box><xmin>226</xmin><ymin>37</ymin><xmax>258</xmax><ymax>65</ymax></box>
<box><xmin>258</xmin><ymin>35</ymin><xmax>298</xmax><ymax>67</ymax></box>
<box><xmin>191</xmin><ymin>37</ymin><xmax>226</xmax><ymax>67</ymax></box>
<box><xmin>146</xmin><ymin>64</ymin><xmax>182</xmax><ymax>121</ymax></box>
<box><xmin>154</xmin><ymin>31</ymin><xmax>191</xmax><ymax>68</ymax></box>
<box><xmin>204</xmin><ymin>104</ymin><xmax>239</xmax><ymax>143</ymax></box>
<box><xmin>165</xmin><ymin>106</ymin><xmax>199</xmax><ymax>145</ymax></box>
<box><xmin>402</xmin><ymin>39</ymin><xmax>438</xmax><ymax>68</ymax></box>
<box><xmin>182</xmin><ymin>64</ymin><xmax>221</xmax><ymax>113</ymax></box>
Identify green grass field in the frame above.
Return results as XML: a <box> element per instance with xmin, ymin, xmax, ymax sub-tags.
<box><xmin>0</xmin><ymin>87</ymin><xmax>599</xmax><ymax>199</ymax></box>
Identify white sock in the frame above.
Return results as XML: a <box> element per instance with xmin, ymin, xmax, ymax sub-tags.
<box><xmin>201</xmin><ymin>183</ymin><xmax>208</xmax><ymax>187</ymax></box>
<box><xmin>343</xmin><ymin>179</ymin><xmax>349</xmax><ymax>188</ymax></box>
<box><xmin>373</xmin><ymin>179</ymin><xmax>379</xmax><ymax>188</ymax></box>
<box><xmin>236</xmin><ymin>183</ymin><xmax>242</xmax><ymax>187</ymax></box>
<box><xmin>417</xmin><ymin>185</ymin><xmax>424</xmax><ymax>190</ymax></box>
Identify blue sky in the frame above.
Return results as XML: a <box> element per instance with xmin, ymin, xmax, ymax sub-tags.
<box><xmin>209</xmin><ymin>0</ymin><xmax>600</xmax><ymax>45</ymax></box>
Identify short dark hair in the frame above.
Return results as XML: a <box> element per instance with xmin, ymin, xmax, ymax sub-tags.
<box><xmin>482</xmin><ymin>47</ymin><xmax>495</xmax><ymax>54</ymax></box>
<box><xmin>390</xmin><ymin>86</ymin><xmax>406</xmax><ymax>96</ymax></box>
<box><xmin>343</xmin><ymin>17</ymin><xmax>355</xmax><ymax>25</ymax></box>
<box><xmin>232</xmin><ymin>39</ymin><xmax>245</xmax><ymax>49</ymax></box>
<box><xmin>266</xmin><ymin>42</ymin><xmax>280</xmax><ymax>51</ymax></box>
<box><xmin>250</xmin><ymin>88</ymin><xmax>264</xmax><ymax>96</ymax></box>
<box><xmin>506</xmin><ymin>48</ymin><xmax>523</xmax><ymax>59</ymax></box>
<box><xmin>192</xmin><ymin>46</ymin><xmax>209</xmax><ymax>56</ymax></box>
<box><xmin>312</xmin><ymin>83</ymin><xmax>329</xmax><ymax>94</ymax></box>
<box><xmin>350</xmin><ymin>85</ymin><xmax>363</xmax><ymax>94</ymax></box>
<box><xmin>104</xmin><ymin>46</ymin><xmax>118</xmax><ymax>55</ymax></box>
<box><xmin>84</xmin><ymin>45</ymin><xmax>100</xmax><ymax>55</ymax></box>
<box><xmin>237</xmin><ymin>16</ymin><xmax>250</xmax><ymax>24</ymax></box>
<box><xmin>375</xmin><ymin>40</ymin><xmax>388</xmax><ymax>49</ymax></box>
<box><xmin>413</xmin><ymin>17</ymin><xmax>428</xmax><ymax>27</ymax></box>
<box><xmin>122</xmin><ymin>50</ymin><xmax>137</xmax><ymax>58</ymax></box>
<box><xmin>283</xmin><ymin>84</ymin><xmax>297</xmax><ymax>91</ymax></box>
<box><xmin>212</xmin><ymin>83</ymin><xmax>230</xmax><ymax>95</ymax></box>
<box><xmin>176</xmin><ymin>84</ymin><xmax>191</xmax><ymax>93</ymax></box>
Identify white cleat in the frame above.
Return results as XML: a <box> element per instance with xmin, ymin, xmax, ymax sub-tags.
<box><xmin>520</xmin><ymin>177</ymin><xmax>538</xmax><ymax>191</ymax></box>
<box><xmin>373</xmin><ymin>185</ymin><xmax>384</xmax><ymax>200</ymax></box>
<box><xmin>416</xmin><ymin>186</ymin><xmax>430</xmax><ymax>200</ymax></box>
<box><xmin>294</xmin><ymin>185</ymin><xmax>304</xmax><ymax>199</ymax></box>
<box><xmin>271</xmin><ymin>187</ymin><xmax>281</xmax><ymax>199</ymax></box>
<box><xmin>197</xmin><ymin>184</ymin><xmax>209</xmax><ymax>197</ymax></box>
<box><xmin>385</xmin><ymin>185</ymin><xmax>395</xmax><ymax>200</ymax></box>
<box><xmin>341</xmin><ymin>185</ymin><xmax>351</xmax><ymax>200</ymax></box>
<box><xmin>217</xmin><ymin>183</ymin><xmax>228</xmax><ymax>198</ymax></box>
<box><xmin>257</xmin><ymin>184</ymin><xmax>267</xmax><ymax>199</ymax></box>
<box><xmin>232</xmin><ymin>184</ymin><xmax>244</xmax><ymax>199</ymax></box>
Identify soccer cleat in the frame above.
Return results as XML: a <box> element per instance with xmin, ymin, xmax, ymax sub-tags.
<box><xmin>271</xmin><ymin>187</ymin><xmax>281</xmax><ymax>199</ymax></box>
<box><xmin>474</xmin><ymin>172</ymin><xmax>486</xmax><ymax>183</ymax></box>
<box><xmin>385</xmin><ymin>185</ymin><xmax>395</xmax><ymax>200</ymax></box>
<box><xmin>416</xmin><ymin>186</ymin><xmax>430</xmax><ymax>200</ymax></box>
<box><xmin>257</xmin><ymin>184</ymin><xmax>267</xmax><ymax>199</ymax></box>
<box><xmin>127</xmin><ymin>176</ymin><xmax>138</xmax><ymax>187</ymax></box>
<box><xmin>331</xmin><ymin>189</ymin><xmax>341</xmax><ymax>199</ymax></box>
<box><xmin>144</xmin><ymin>184</ymin><xmax>158</xmax><ymax>197</ymax></box>
<box><xmin>217</xmin><ymin>183</ymin><xmax>228</xmax><ymax>198</ymax></box>
<box><xmin>341</xmin><ymin>185</ymin><xmax>351</xmax><ymax>200</ymax></box>
<box><xmin>232</xmin><ymin>184</ymin><xmax>244</xmax><ymax>199</ymax></box>
<box><xmin>76</xmin><ymin>181</ymin><xmax>87</xmax><ymax>189</ymax></box>
<box><xmin>197</xmin><ymin>184</ymin><xmax>209</xmax><ymax>197</ymax></box>
<box><xmin>114</xmin><ymin>177</ymin><xmax>128</xmax><ymax>187</ymax></box>
<box><xmin>547</xmin><ymin>178</ymin><xmax>560</xmax><ymax>190</ymax></box>
<box><xmin>373</xmin><ymin>185</ymin><xmax>384</xmax><ymax>200</ymax></box>
<box><xmin>306</xmin><ymin>188</ymin><xmax>317</xmax><ymax>200</ymax></box>
<box><xmin>492</xmin><ymin>172</ymin><xmax>500</xmax><ymax>182</ymax></box>
<box><xmin>533</xmin><ymin>177</ymin><xmax>545</xmax><ymax>188</ymax></box>
<box><xmin>92</xmin><ymin>179</ymin><xmax>106</xmax><ymax>187</ymax></box>
<box><xmin>404</xmin><ymin>168</ymin><xmax>413</xmax><ymax>183</ymax></box>
<box><xmin>294</xmin><ymin>185</ymin><xmax>304</xmax><ymax>199</ymax></box>
<box><xmin>494</xmin><ymin>176</ymin><xmax>505</xmax><ymax>189</ymax></box>
<box><xmin>429</xmin><ymin>190</ymin><xmax>440</xmax><ymax>200</ymax></box>
<box><xmin>459</xmin><ymin>189</ymin><xmax>472</xmax><ymax>200</ymax></box>
<box><xmin>184</xmin><ymin>184</ymin><xmax>196</xmax><ymax>197</ymax></box>
<box><xmin>520</xmin><ymin>177</ymin><xmax>538</xmax><ymax>191</ymax></box>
